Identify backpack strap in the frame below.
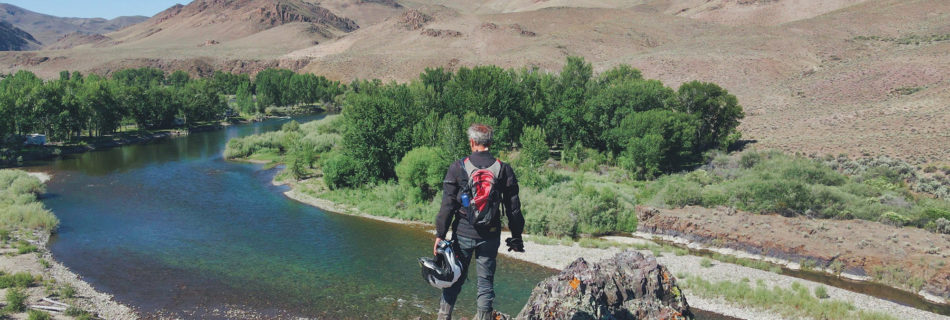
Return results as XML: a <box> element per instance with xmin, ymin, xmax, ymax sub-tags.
<box><xmin>463</xmin><ymin>158</ymin><xmax>502</xmax><ymax>178</ymax></box>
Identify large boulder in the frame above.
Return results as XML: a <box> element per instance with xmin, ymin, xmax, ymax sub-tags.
<box><xmin>517</xmin><ymin>250</ymin><xmax>692</xmax><ymax>320</ymax></box>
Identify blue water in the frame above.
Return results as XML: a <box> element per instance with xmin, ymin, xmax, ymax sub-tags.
<box><xmin>34</xmin><ymin>115</ymin><xmax>554</xmax><ymax>318</ymax></box>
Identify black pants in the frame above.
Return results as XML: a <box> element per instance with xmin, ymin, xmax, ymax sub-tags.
<box><xmin>441</xmin><ymin>235</ymin><xmax>500</xmax><ymax>312</ymax></box>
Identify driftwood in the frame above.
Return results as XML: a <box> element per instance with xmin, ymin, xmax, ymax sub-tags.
<box><xmin>29</xmin><ymin>305</ymin><xmax>67</xmax><ymax>312</ymax></box>
<box><xmin>42</xmin><ymin>297</ymin><xmax>70</xmax><ymax>307</ymax></box>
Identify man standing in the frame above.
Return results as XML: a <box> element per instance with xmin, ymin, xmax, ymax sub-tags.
<box><xmin>434</xmin><ymin>123</ymin><xmax>525</xmax><ymax>320</ymax></box>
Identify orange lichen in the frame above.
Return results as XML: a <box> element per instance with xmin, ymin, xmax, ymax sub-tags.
<box><xmin>569</xmin><ymin>277</ymin><xmax>581</xmax><ymax>290</ymax></box>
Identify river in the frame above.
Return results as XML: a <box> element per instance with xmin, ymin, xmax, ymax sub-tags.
<box><xmin>30</xmin><ymin>114</ymin><xmax>550</xmax><ymax>318</ymax></box>
<box><xmin>27</xmin><ymin>114</ymin><xmax>741</xmax><ymax>319</ymax></box>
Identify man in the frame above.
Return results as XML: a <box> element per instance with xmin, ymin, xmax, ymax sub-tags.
<box><xmin>434</xmin><ymin>123</ymin><xmax>525</xmax><ymax>320</ymax></box>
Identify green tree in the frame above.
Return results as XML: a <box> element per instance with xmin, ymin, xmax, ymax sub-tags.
<box><xmin>179</xmin><ymin>80</ymin><xmax>226</xmax><ymax>126</ymax></box>
<box><xmin>167</xmin><ymin>70</ymin><xmax>191</xmax><ymax>88</ymax></box>
<box><xmin>585</xmin><ymin>79</ymin><xmax>674</xmax><ymax>152</ymax></box>
<box><xmin>520</xmin><ymin>126</ymin><xmax>548</xmax><ymax>167</ymax></box>
<box><xmin>235</xmin><ymin>81</ymin><xmax>256</xmax><ymax>115</ymax></box>
<box><xmin>549</xmin><ymin>56</ymin><xmax>593</xmax><ymax>145</ymax></box>
<box><xmin>670</xmin><ymin>81</ymin><xmax>745</xmax><ymax>150</ymax></box>
<box><xmin>614</xmin><ymin>109</ymin><xmax>701</xmax><ymax>178</ymax></box>
<box><xmin>395</xmin><ymin>146</ymin><xmax>449</xmax><ymax>202</ymax></box>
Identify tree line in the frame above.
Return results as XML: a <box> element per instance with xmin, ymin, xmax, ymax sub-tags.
<box><xmin>0</xmin><ymin>67</ymin><xmax>344</xmax><ymax>143</ymax></box>
<box><xmin>323</xmin><ymin>56</ymin><xmax>744</xmax><ymax>190</ymax></box>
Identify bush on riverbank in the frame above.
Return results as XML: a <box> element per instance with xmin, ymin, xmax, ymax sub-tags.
<box><xmin>0</xmin><ymin>170</ymin><xmax>58</xmax><ymax>232</ymax></box>
<box><xmin>642</xmin><ymin>151</ymin><xmax>950</xmax><ymax>232</ymax></box>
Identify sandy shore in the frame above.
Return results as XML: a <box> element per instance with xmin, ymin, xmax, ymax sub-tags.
<box><xmin>281</xmin><ymin>180</ymin><xmax>950</xmax><ymax>320</ymax></box>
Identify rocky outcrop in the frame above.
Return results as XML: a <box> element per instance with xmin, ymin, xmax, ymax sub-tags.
<box><xmin>421</xmin><ymin>28</ymin><xmax>462</xmax><ymax>38</ymax></box>
<box><xmin>399</xmin><ymin>9</ymin><xmax>432</xmax><ymax>31</ymax></box>
<box><xmin>517</xmin><ymin>250</ymin><xmax>692</xmax><ymax>320</ymax></box>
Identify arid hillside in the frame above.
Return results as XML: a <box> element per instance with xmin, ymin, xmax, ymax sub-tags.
<box><xmin>1</xmin><ymin>0</ymin><xmax>948</xmax><ymax>163</ymax></box>
<box><xmin>0</xmin><ymin>3</ymin><xmax>146</xmax><ymax>46</ymax></box>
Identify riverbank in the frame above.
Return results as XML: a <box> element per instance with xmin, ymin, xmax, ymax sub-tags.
<box><xmin>1</xmin><ymin>130</ymin><xmax>186</xmax><ymax>168</ymax></box>
<box><xmin>0</xmin><ymin>171</ymin><xmax>137</xmax><ymax>319</ymax></box>
<box><xmin>278</xmin><ymin>177</ymin><xmax>950</xmax><ymax>320</ymax></box>
<box><xmin>636</xmin><ymin>205</ymin><xmax>950</xmax><ymax>306</ymax></box>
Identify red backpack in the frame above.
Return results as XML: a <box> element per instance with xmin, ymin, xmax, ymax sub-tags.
<box><xmin>459</xmin><ymin>157</ymin><xmax>502</xmax><ymax>227</ymax></box>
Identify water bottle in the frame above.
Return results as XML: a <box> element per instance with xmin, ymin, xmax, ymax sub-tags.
<box><xmin>461</xmin><ymin>192</ymin><xmax>471</xmax><ymax>207</ymax></box>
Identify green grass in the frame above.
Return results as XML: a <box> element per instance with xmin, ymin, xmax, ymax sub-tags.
<box><xmin>27</xmin><ymin>309</ymin><xmax>51</xmax><ymax>320</ymax></box>
<box><xmin>815</xmin><ymin>285</ymin><xmax>830</xmax><ymax>299</ymax></box>
<box><xmin>0</xmin><ymin>271</ymin><xmax>36</xmax><ymax>288</ymax></box>
<box><xmin>680</xmin><ymin>274</ymin><xmax>896</xmax><ymax>320</ymax></box>
<box><xmin>16</xmin><ymin>240</ymin><xmax>38</xmax><ymax>254</ymax></box>
<box><xmin>3</xmin><ymin>287</ymin><xmax>27</xmax><ymax>313</ymax></box>
<box><xmin>65</xmin><ymin>305</ymin><xmax>91</xmax><ymax>318</ymax></box>
<box><xmin>700</xmin><ymin>258</ymin><xmax>713</xmax><ymax>268</ymax></box>
<box><xmin>708</xmin><ymin>253</ymin><xmax>782</xmax><ymax>273</ymax></box>
<box><xmin>60</xmin><ymin>283</ymin><xmax>77</xmax><ymax>299</ymax></box>
<box><xmin>0</xmin><ymin>170</ymin><xmax>60</xmax><ymax>232</ymax></box>
<box><xmin>39</xmin><ymin>258</ymin><xmax>50</xmax><ymax>269</ymax></box>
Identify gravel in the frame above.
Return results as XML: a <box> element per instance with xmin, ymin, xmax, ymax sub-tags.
<box><xmin>498</xmin><ymin>232</ymin><xmax>950</xmax><ymax>320</ymax></box>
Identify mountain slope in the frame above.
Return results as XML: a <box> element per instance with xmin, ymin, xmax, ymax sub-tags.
<box><xmin>0</xmin><ymin>3</ymin><xmax>147</xmax><ymax>45</ymax></box>
<box><xmin>0</xmin><ymin>20</ymin><xmax>40</xmax><ymax>50</ymax></box>
<box><xmin>0</xmin><ymin>0</ymin><xmax>947</xmax><ymax>162</ymax></box>
<box><xmin>105</xmin><ymin>0</ymin><xmax>359</xmax><ymax>48</ymax></box>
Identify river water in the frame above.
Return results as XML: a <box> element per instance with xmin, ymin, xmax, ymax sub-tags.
<box><xmin>33</xmin><ymin>114</ymin><xmax>553</xmax><ymax>318</ymax></box>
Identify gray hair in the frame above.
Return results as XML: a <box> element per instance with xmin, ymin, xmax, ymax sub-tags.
<box><xmin>467</xmin><ymin>123</ymin><xmax>493</xmax><ymax>147</ymax></box>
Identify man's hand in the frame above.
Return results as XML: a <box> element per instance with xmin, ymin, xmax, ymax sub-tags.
<box><xmin>434</xmin><ymin>237</ymin><xmax>443</xmax><ymax>256</ymax></box>
<box><xmin>505</xmin><ymin>237</ymin><xmax>524</xmax><ymax>252</ymax></box>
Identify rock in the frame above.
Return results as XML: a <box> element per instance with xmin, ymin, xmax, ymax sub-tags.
<box><xmin>517</xmin><ymin>250</ymin><xmax>692</xmax><ymax>320</ymax></box>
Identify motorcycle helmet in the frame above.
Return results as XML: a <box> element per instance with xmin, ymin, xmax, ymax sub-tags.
<box><xmin>419</xmin><ymin>240</ymin><xmax>463</xmax><ymax>288</ymax></box>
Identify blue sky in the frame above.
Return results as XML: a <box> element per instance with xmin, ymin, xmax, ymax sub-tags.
<box><xmin>4</xmin><ymin>0</ymin><xmax>188</xmax><ymax>19</ymax></box>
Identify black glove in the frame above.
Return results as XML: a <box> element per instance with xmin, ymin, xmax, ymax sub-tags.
<box><xmin>505</xmin><ymin>237</ymin><xmax>525</xmax><ymax>252</ymax></box>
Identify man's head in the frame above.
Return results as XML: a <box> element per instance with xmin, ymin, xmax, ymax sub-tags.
<box><xmin>467</xmin><ymin>123</ymin><xmax>493</xmax><ymax>151</ymax></box>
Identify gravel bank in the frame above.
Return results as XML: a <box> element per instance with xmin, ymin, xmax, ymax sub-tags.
<box><xmin>283</xmin><ymin>178</ymin><xmax>950</xmax><ymax>320</ymax></box>
<box><xmin>498</xmin><ymin>232</ymin><xmax>950</xmax><ymax>320</ymax></box>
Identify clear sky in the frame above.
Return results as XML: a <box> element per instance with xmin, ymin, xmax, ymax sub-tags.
<box><xmin>3</xmin><ymin>0</ymin><xmax>189</xmax><ymax>19</ymax></box>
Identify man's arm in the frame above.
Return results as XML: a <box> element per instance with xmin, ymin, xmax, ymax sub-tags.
<box><xmin>502</xmin><ymin>163</ymin><xmax>524</xmax><ymax>238</ymax></box>
<box><xmin>435</xmin><ymin>161</ymin><xmax>461</xmax><ymax>240</ymax></box>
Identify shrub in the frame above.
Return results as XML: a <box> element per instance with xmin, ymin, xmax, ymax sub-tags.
<box><xmin>320</xmin><ymin>152</ymin><xmax>364</xmax><ymax>190</ymax></box>
<box><xmin>65</xmin><ymin>305</ymin><xmax>90</xmax><ymax>317</ymax></box>
<box><xmin>281</xmin><ymin>120</ymin><xmax>300</xmax><ymax>132</ymax></box>
<box><xmin>879</xmin><ymin>212</ymin><xmax>909</xmax><ymax>227</ymax></box>
<box><xmin>815</xmin><ymin>285</ymin><xmax>830</xmax><ymax>299</ymax></box>
<box><xmin>4</xmin><ymin>287</ymin><xmax>27</xmax><ymax>312</ymax></box>
<box><xmin>61</xmin><ymin>283</ymin><xmax>76</xmax><ymax>299</ymax></box>
<box><xmin>27</xmin><ymin>309</ymin><xmax>51</xmax><ymax>320</ymax></box>
<box><xmin>0</xmin><ymin>229</ymin><xmax>9</xmax><ymax>241</ymax></box>
<box><xmin>0</xmin><ymin>170</ymin><xmax>59</xmax><ymax>231</ymax></box>
<box><xmin>395</xmin><ymin>147</ymin><xmax>449</xmax><ymax>202</ymax></box>
<box><xmin>700</xmin><ymin>258</ymin><xmax>713</xmax><ymax>268</ymax></box>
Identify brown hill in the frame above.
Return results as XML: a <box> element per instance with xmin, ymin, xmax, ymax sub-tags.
<box><xmin>0</xmin><ymin>20</ymin><xmax>40</xmax><ymax>51</ymax></box>
<box><xmin>0</xmin><ymin>3</ymin><xmax>146</xmax><ymax>46</ymax></box>
<box><xmin>106</xmin><ymin>0</ymin><xmax>359</xmax><ymax>48</ymax></box>
<box><xmin>0</xmin><ymin>0</ymin><xmax>948</xmax><ymax>163</ymax></box>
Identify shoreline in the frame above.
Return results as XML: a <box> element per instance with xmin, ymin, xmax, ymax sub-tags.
<box><xmin>0</xmin><ymin>172</ymin><xmax>138</xmax><ymax>319</ymax></box>
<box><xmin>278</xmin><ymin>176</ymin><xmax>950</xmax><ymax>320</ymax></box>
